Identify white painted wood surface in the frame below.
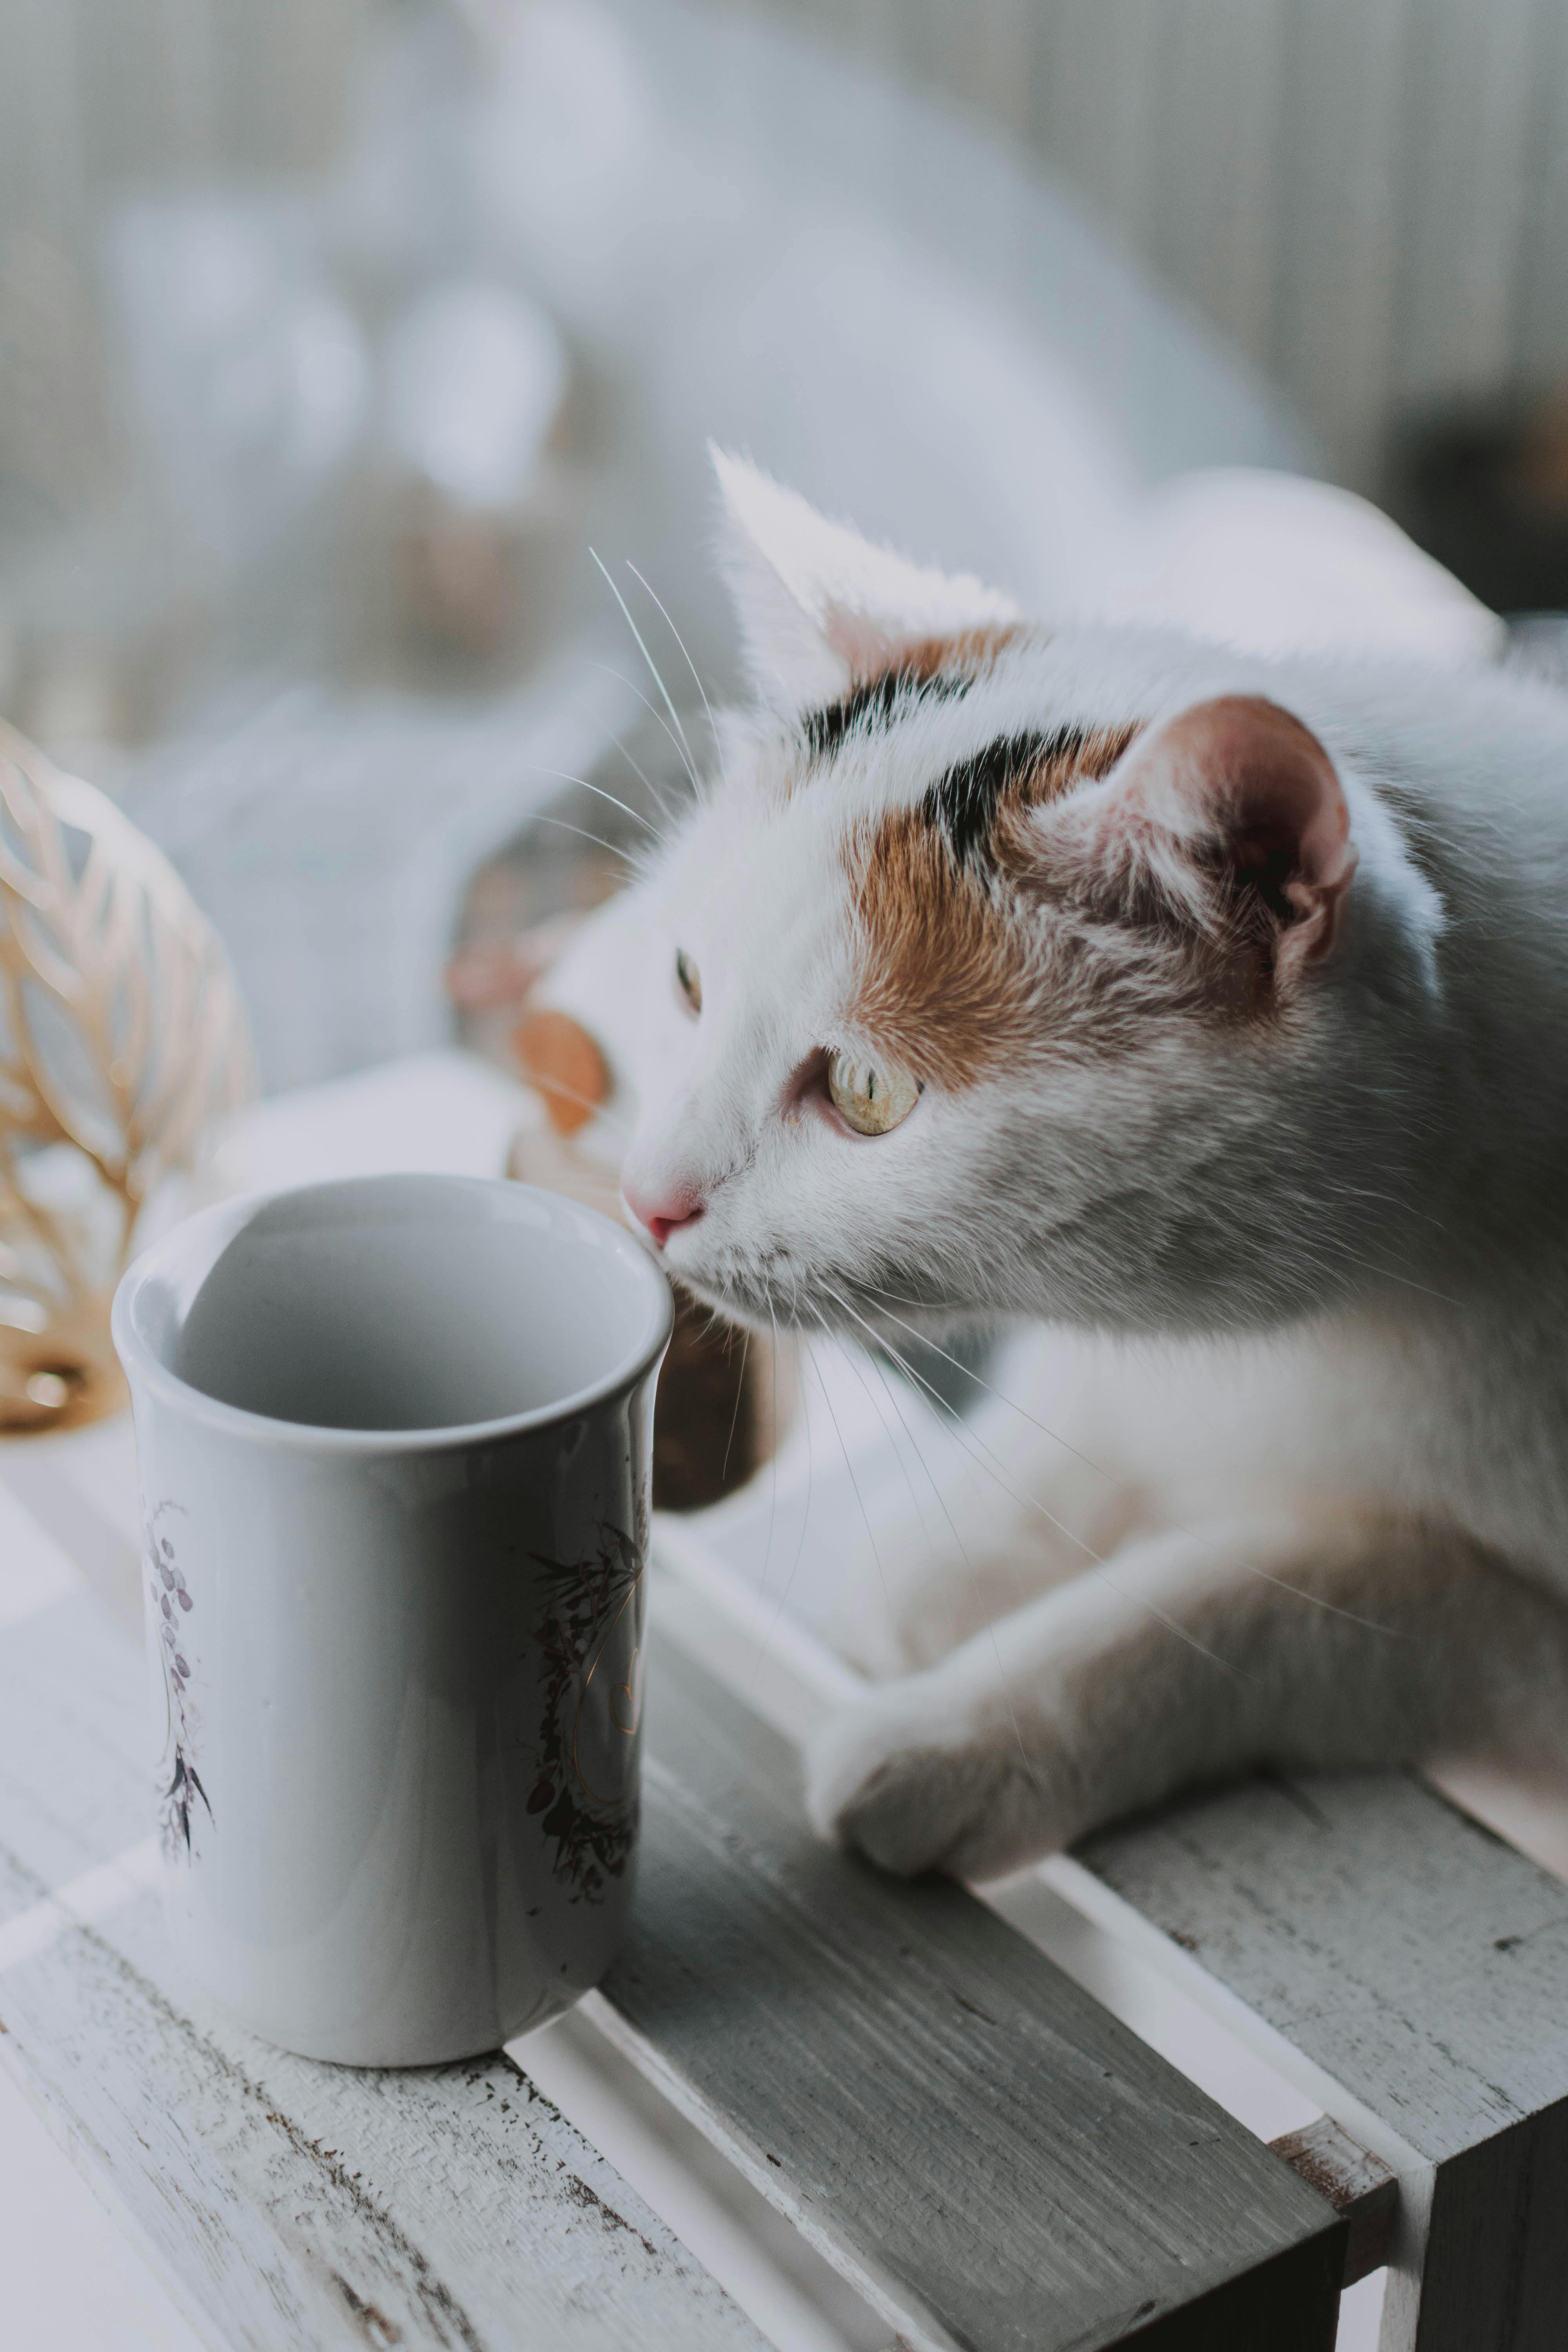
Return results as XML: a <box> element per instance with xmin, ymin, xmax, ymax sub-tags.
<box><xmin>0</xmin><ymin>2050</ymin><xmax>210</xmax><ymax>2352</ymax></box>
<box><xmin>0</xmin><ymin>1586</ymin><xmax>771</xmax><ymax>2352</ymax></box>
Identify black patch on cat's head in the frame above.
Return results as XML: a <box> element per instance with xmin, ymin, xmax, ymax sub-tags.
<box><xmin>919</xmin><ymin>724</ymin><xmax>1112</xmax><ymax>864</ymax></box>
<box><xmin>800</xmin><ymin>665</ymin><xmax>973</xmax><ymax>763</ymax></box>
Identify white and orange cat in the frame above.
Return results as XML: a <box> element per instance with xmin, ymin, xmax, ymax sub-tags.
<box><xmin>549</xmin><ymin>451</ymin><xmax>1568</xmax><ymax>1883</ymax></box>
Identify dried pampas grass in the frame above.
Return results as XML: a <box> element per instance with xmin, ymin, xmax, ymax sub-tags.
<box><xmin>0</xmin><ymin>724</ymin><xmax>253</xmax><ymax>1432</ymax></box>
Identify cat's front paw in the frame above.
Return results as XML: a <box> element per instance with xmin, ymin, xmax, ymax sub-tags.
<box><xmin>803</xmin><ymin>1681</ymin><xmax>1070</xmax><ymax>1881</ymax></box>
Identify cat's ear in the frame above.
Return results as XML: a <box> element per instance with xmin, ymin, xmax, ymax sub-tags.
<box><xmin>1048</xmin><ymin>695</ymin><xmax>1357</xmax><ymax>979</ymax></box>
<box><xmin>710</xmin><ymin>446</ymin><xmax>1018</xmax><ymax>713</ymax></box>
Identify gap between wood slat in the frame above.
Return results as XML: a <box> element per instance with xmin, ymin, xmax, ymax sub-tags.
<box><xmin>626</xmin><ymin>1552</ymin><xmax>1344</xmax><ymax>2352</ymax></box>
<box><xmin>1270</xmin><ymin>2118</ymin><xmax>1400</xmax><ymax>2288</ymax></box>
<box><xmin>651</xmin><ymin>1524</ymin><xmax>1328</xmax><ymax>2149</ymax></box>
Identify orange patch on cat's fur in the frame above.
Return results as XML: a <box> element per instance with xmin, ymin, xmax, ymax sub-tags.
<box><xmin>848</xmin><ymin>724</ymin><xmax>1139</xmax><ymax>1088</ymax></box>
<box><xmin>992</xmin><ymin>722</ymin><xmax>1142</xmax><ymax>868</ymax></box>
<box><xmin>514</xmin><ymin>1006</ymin><xmax>608</xmax><ymax>1136</ymax></box>
<box><xmin>877</xmin><ymin>623</ymin><xmax>1021</xmax><ymax>684</ymax></box>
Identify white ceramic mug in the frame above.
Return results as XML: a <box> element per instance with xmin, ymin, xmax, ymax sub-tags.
<box><xmin>111</xmin><ymin>1173</ymin><xmax>672</xmax><ymax>2066</ymax></box>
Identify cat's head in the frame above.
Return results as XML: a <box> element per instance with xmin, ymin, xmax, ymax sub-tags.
<box><xmin>618</xmin><ymin>453</ymin><xmax>1436</xmax><ymax>1341</ymax></box>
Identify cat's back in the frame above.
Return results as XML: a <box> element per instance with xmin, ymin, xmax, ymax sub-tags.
<box><xmin>1298</xmin><ymin>646</ymin><xmax>1568</xmax><ymax>844</ymax></box>
<box><xmin>1039</xmin><ymin>622</ymin><xmax>1568</xmax><ymax>841</ymax></box>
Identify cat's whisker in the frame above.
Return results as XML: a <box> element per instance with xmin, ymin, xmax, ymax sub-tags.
<box><xmin>586</xmin><ymin>662</ymin><xmax>703</xmax><ymax>798</ymax></box>
<box><xmin>873</xmin><ymin>1319</ymin><xmax>1399</xmax><ymax>1646</ymax></box>
<box><xmin>897</xmin><ymin>1347</ymin><xmax>1248</xmax><ymax>1681</ymax></box>
<box><xmin>858</xmin><ymin>1338</ymin><xmax>1032</xmax><ymax>1614</ymax></box>
<box><xmin>525</xmin><ymin>811</ymin><xmax>646</xmax><ymax>871</ymax></box>
<box><xmin>761</xmin><ymin>1300</ymin><xmax>782</xmax><ymax>1614</ymax></box>
<box><xmin>830</xmin><ymin>1324</ymin><xmax>944</xmax><ymax>1557</ymax></box>
<box><xmin>844</xmin><ymin>1330</ymin><xmax>1047</xmax><ymax>1675</ymax></box>
<box><xmin>1323</xmin><ymin>1176</ymin><xmax>1450</xmax><ymax>1237</ymax></box>
<box><xmin>518</xmin><ymin>762</ymin><xmax>669</xmax><ymax>845</ymax></box>
<box><xmin>850</xmin><ymin>1277</ymin><xmax>1402</xmax><ymax>1634</ymax></box>
<box><xmin>815</xmin><ymin>1304</ymin><xmax>1051</xmax><ymax>1800</ymax></box>
<box><xmin>514</xmin><ymin>1070</ymin><xmax>634</xmax><ymax>1141</ymax></box>
<box><xmin>817</xmin><ymin>1278</ymin><xmax>1247</xmax><ymax>1681</ymax></box>
<box><xmin>857</xmin><ymin>1279</ymin><xmax>1115</xmax><ymax>1481</ymax></box>
<box><xmin>711</xmin><ymin>1287</ymin><xmax>784</xmax><ymax>1696</ymax></box>
<box><xmin>803</xmin><ymin>1317</ymin><xmax>897</xmax><ymax>1635</ymax></box>
<box><xmin>741</xmin><ymin>1327</ymin><xmax>819</xmax><ymax>1703</ymax></box>
<box><xmin>590</xmin><ymin>552</ymin><xmax>704</xmax><ymax>795</ymax></box>
<box><xmin>603</xmin><ymin>728</ymin><xmax>683</xmax><ymax>831</ymax></box>
<box><xmin>857</xmin><ymin>1337</ymin><xmax>1064</xmax><ymax>1696</ymax></box>
<box><xmin>719</xmin><ymin>1324</ymin><xmax>751</xmax><ymax>1488</ymax></box>
<box><xmin>625</xmin><ymin>562</ymin><xmax>731</xmax><ymax>795</ymax></box>
<box><xmin>788</xmin><ymin>1330</ymin><xmax>815</xmax><ymax>1597</ymax></box>
<box><xmin>1332</xmin><ymin>1247</ymin><xmax>1465</xmax><ymax>1312</ymax></box>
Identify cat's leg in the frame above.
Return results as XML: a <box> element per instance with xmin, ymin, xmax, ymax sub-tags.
<box><xmin>805</xmin><ymin>1513</ymin><xmax>1568</xmax><ymax>1880</ymax></box>
<box><xmin>825</xmin><ymin>1459</ymin><xmax>1150</xmax><ymax>1677</ymax></box>
<box><xmin>824</xmin><ymin>1331</ymin><xmax>1151</xmax><ymax>1677</ymax></box>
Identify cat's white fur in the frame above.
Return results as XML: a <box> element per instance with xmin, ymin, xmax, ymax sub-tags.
<box><xmin>555</xmin><ymin>456</ymin><xmax>1568</xmax><ymax>1880</ymax></box>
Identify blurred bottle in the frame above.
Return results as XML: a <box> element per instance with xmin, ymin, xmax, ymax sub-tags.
<box><xmin>362</xmin><ymin>276</ymin><xmax>584</xmax><ymax>677</ymax></box>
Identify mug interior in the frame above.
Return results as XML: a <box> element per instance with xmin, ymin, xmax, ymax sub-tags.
<box><xmin>124</xmin><ymin>1176</ymin><xmax>669</xmax><ymax>1434</ymax></box>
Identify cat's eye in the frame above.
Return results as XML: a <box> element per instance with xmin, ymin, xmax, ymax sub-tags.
<box><xmin>675</xmin><ymin>949</ymin><xmax>702</xmax><ymax>1015</ymax></box>
<box><xmin>827</xmin><ymin>1048</ymin><xmax>921</xmax><ymax>1137</ymax></box>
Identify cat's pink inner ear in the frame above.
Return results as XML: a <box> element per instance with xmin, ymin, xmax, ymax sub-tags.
<box><xmin>1116</xmin><ymin>695</ymin><xmax>1357</xmax><ymax>968</ymax></box>
<box><xmin>819</xmin><ymin>603</ymin><xmax>907</xmax><ymax>681</ymax></box>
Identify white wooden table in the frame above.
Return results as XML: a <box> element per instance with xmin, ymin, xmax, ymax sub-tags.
<box><xmin>2</xmin><ymin>1055</ymin><xmax>1565</xmax><ymax>2352</ymax></box>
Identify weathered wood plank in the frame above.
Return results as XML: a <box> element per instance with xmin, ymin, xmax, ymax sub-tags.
<box><xmin>1270</xmin><ymin>2115</ymin><xmax>1399</xmax><ymax>2287</ymax></box>
<box><xmin>1081</xmin><ymin>1771</ymin><xmax>1568</xmax><ymax>2352</ymax></box>
<box><xmin>601</xmin><ymin>1628</ymin><xmax>1345</xmax><ymax>2352</ymax></box>
<box><xmin>658</xmin><ymin>1521</ymin><xmax>1568</xmax><ymax>2344</ymax></box>
<box><xmin>0</xmin><ymin>1587</ymin><xmax>767</xmax><ymax>2352</ymax></box>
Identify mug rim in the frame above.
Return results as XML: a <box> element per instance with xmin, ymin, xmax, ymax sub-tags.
<box><xmin>111</xmin><ymin>1172</ymin><xmax>674</xmax><ymax>1455</ymax></box>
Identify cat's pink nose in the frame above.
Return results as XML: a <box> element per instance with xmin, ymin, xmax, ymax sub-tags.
<box><xmin>623</xmin><ymin>1177</ymin><xmax>704</xmax><ymax>1250</ymax></box>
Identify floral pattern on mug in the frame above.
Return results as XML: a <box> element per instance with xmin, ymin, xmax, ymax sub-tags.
<box><xmin>146</xmin><ymin>1501</ymin><xmax>212</xmax><ymax>1860</ymax></box>
<box><xmin>526</xmin><ymin>1521</ymin><xmax>644</xmax><ymax>1902</ymax></box>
